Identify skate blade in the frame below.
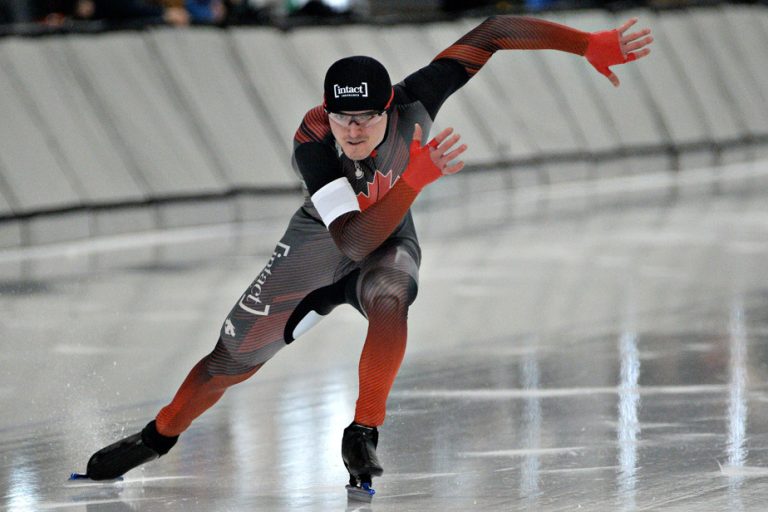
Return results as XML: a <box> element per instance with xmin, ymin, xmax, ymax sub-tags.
<box><xmin>68</xmin><ymin>473</ymin><xmax>124</xmax><ymax>485</ymax></box>
<box><xmin>346</xmin><ymin>483</ymin><xmax>375</xmax><ymax>503</ymax></box>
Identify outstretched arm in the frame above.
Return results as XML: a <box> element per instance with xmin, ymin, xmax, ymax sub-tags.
<box><xmin>433</xmin><ymin>15</ymin><xmax>652</xmax><ymax>87</ymax></box>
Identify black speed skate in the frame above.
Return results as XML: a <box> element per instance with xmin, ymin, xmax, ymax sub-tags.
<box><xmin>342</xmin><ymin>422</ymin><xmax>383</xmax><ymax>502</ymax></box>
<box><xmin>70</xmin><ymin>420</ymin><xmax>178</xmax><ymax>482</ymax></box>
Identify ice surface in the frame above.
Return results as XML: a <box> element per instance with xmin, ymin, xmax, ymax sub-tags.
<box><xmin>2</xmin><ymin>162</ymin><xmax>768</xmax><ymax>511</ymax></box>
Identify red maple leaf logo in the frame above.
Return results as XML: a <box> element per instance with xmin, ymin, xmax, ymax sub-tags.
<box><xmin>357</xmin><ymin>169</ymin><xmax>398</xmax><ymax>211</ymax></box>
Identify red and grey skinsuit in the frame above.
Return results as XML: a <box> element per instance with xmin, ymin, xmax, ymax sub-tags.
<box><xmin>153</xmin><ymin>16</ymin><xmax>616</xmax><ymax>435</ymax></box>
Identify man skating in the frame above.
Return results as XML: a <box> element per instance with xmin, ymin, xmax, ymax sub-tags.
<box><xmin>76</xmin><ymin>14</ymin><xmax>652</xmax><ymax>499</ymax></box>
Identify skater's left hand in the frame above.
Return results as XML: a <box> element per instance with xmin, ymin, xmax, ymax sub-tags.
<box><xmin>585</xmin><ymin>17</ymin><xmax>653</xmax><ymax>87</ymax></box>
<box><xmin>402</xmin><ymin>123</ymin><xmax>467</xmax><ymax>191</ymax></box>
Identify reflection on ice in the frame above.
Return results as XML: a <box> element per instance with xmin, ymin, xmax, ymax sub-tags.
<box><xmin>726</xmin><ymin>298</ymin><xmax>749</xmax><ymax>512</ymax></box>
<box><xmin>7</xmin><ymin>464</ymin><xmax>39</xmax><ymax>512</ymax></box>
<box><xmin>520</xmin><ymin>351</ymin><xmax>542</xmax><ymax>502</ymax></box>
<box><xmin>617</xmin><ymin>330</ymin><xmax>640</xmax><ymax>510</ymax></box>
<box><xmin>727</xmin><ymin>299</ymin><xmax>748</xmax><ymax>469</ymax></box>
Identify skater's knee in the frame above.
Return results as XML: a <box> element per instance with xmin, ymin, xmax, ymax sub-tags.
<box><xmin>359</xmin><ymin>268</ymin><xmax>417</xmax><ymax>317</ymax></box>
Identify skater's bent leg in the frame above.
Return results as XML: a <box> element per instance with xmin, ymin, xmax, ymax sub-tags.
<box><xmin>155</xmin><ymin>235</ymin><xmax>351</xmax><ymax>436</ymax></box>
<box><xmin>155</xmin><ymin>352</ymin><xmax>262</xmax><ymax>437</ymax></box>
<box><xmin>83</xmin><ymin>348</ymin><xmax>263</xmax><ymax>480</ymax></box>
<box><xmin>354</xmin><ymin>267</ymin><xmax>417</xmax><ymax>427</ymax></box>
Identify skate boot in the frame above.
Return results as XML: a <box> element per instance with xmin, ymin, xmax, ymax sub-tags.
<box><xmin>70</xmin><ymin>420</ymin><xmax>178</xmax><ymax>481</ymax></box>
<box><xmin>342</xmin><ymin>422</ymin><xmax>383</xmax><ymax>502</ymax></box>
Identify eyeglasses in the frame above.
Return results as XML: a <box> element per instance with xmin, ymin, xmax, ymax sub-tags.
<box><xmin>327</xmin><ymin>111</ymin><xmax>386</xmax><ymax>128</ymax></box>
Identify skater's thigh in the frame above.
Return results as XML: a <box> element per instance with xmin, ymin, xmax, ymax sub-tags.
<box><xmin>209</xmin><ymin>212</ymin><xmax>349</xmax><ymax>374</ymax></box>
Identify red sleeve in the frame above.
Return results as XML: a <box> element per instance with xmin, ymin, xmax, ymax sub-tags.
<box><xmin>329</xmin><ymin>180</ymin><xmax>419</xmax><ymax>262</ymax></box>
<box><xmin>433</xmin><ymin>15</ymin><xmax>590</xmax><ymax>77</ymax></box>
<box><xmin>294</xmin><ymin>105</ymin><xmax>331</xmax><ymax>145</ymax></box>
<box><xmin>329</xmin><ymin>140</ymin><xmax>438</xmax><ymax>262</ymax></box>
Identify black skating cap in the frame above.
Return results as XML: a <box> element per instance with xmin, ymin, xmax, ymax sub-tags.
<box><xmin>323</xmin><ymin>56</ymin><xmax>393</xmax><ymax>114</ymax></box>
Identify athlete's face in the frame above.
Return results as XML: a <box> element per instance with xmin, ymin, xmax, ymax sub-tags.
<box><xmin>329</xmin><ymin>110</ymin><xmax>388</xmax><ymax>161</ymax></box>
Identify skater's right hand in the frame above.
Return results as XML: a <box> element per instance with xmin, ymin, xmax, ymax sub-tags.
<box><xmin>401</xmin><ymin>123</ymin><xmax>467</xmax><ymax>191</ymax></box>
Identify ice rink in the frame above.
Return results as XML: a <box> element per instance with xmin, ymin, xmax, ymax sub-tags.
<box><xmin>2</xmin><ymin>161</ymin><xmax>768</xmax><ymax>511</ymax></box>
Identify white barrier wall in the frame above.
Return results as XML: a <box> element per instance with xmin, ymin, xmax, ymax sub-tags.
<box><xmin>620</xmin><ymin>10</ymin><xmax>712</xmax><ymax>169</ymax></box>
<box><xmin>1</xmin><ymin>38</ymin><xmax>148</xmax><ymax>205</ymax></box>
<box><xmin>231</xmin><ymin>27</ymin><xmax>318</xmax><ymax>156</ymax></box>
<box><xmin>0</xmin><ymin>5</ymin><xmax>766</xmax><ymax>248</ymax></box>
<box><xmin>655</xmin><ymin>10</ymin><xmax>749</xmax><ymax>163</ymax></box>
<box><xmin>149</xmin><ymin>28</ymin><xmax>293</xmax><ymax>188</ymax></box>
<box><xmin>0</xmin><ymin>42</ymin><xmax>83</xmax><ymax>212</ymax></box>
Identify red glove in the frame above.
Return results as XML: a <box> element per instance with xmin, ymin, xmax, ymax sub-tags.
<box><xmin>585</xmin><ymin>29</ymin><xmax>636</xmax><ymax>82</ymax></box>
<box><xmin>401</xmin><ymin>138</ymin><xmax>442</xmax><ymax>192</ymax></box>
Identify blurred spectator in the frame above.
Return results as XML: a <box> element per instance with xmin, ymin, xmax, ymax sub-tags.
<box><xmin>75</xmin><ymin>0</ymin><xmax>93</xmax><ymax>17</ymax></box>
<box><xmin>2</xmin><ymin>0</ymin><xmax>272</xmax><ymax>27</ymax></box>
<box><xmin>224</xmin><ymin>0</ymin><xmax>272</xmax><ymax>24</ymax></box>
<box><xmin>526</xmin><ymin>0</ymin><xmax>559</xmax><ymax>10</ymax></box>
<box><xmin>0</xmin><ymin>0</ymin><xmax>37</xmax><ymax>23</ymax></box>
<box><xmin>0</xmin><ymin>0</ymin><xmax>89</xmax><ymax>26</ymax></box>
<box><xmin>440</xmin><ymin>0</ymin><xmax>496</xmax><ymax>13</ymax></box>
<box><xmin>287</xmin><ymin>0</ymin><xmax>352</xmax><ymax>18</ymax></box>
<box><xmin>185</xmin><ymin>0</ymin><xmax>225</xmax><ymax>23</ymax></box>
<box><xmin>38</xmin><ymin>0</ymin><xmax>93</xmax><ymax>25</ymax></box>
<box><xmin>0</xmin><ymin>0</ymin><xmax>49</xmax><ymax>25</ymax></box>
<box><xmin>88</xmin><ymin>0</ymin><xmax>190</xmax><ymax>26</ymax></box>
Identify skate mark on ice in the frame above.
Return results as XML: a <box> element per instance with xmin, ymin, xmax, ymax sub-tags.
<box><xmin>64</xmin><ymin>478</ymin><xmax>124</xmax><ymax>489</ymax></box>
<box><xmin>120</xmin><ymin>475</ymin><xmax>199</xmax><ymax>485</ymax></box>
<box><xmin>386</xmin><ymin>472</ymin><xmax>459</xmax><ymax>481</ymax></box>
<box><xmin>392</xmin><ymin>384</ymin><xmax>727</xmax><ymax>400</ymax></box>
<box><xmin>717</xmin><ymin>464</ymin><xmax>768</xmax><ymax>478</ymax></box>
<box><xmin>373</xmin><ymin>491</ymin><xmax>431</xmax><ymax>500</ymax></box>
<box><xmin>64</xmin><ymin>475</ymin><xmax>196</xmax><ymax>488</ymax></box>
<box><xmin>655</xmin><ymin>432</ymin><xmax>720</xmax><ymax>442</ymax></box>
<box><xmin>40</xmin><ymin>497</ymin><xmax>155</xmax><ymax>509</ymax></box>
<box><xmin>385</xmin><ymin>408</ymin><xmax>433</xmax><ymax>416</ymax></box>
<box><xmin>521</xmin><ymin>465</ymin><xmax>619</xmax><ymax>474</ymax></box>
<box><xmin>461</xmin><ymin>446</ymin><xmax>585</xmax><ymax>458</ymax></box>
<box><xmin>625</xmin><ymin>422</ymin><xmax>684</xmax><ymax>430</ymax></box>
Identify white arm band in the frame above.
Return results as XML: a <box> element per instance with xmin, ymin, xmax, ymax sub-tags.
<box><xmin>311</xmin><ymin>177</ymin><xmax>361</xmax><ymax>227</ymax></box>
